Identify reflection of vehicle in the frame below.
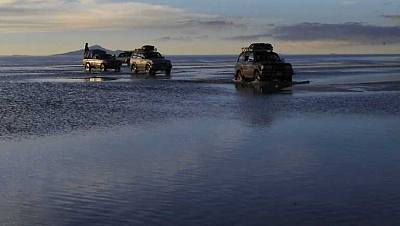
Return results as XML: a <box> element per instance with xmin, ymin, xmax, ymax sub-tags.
<box><xmin>234</xmin><ymin>43</ymin><xmax>293</xmax><ymax>89</ymax></box>
<box><xmin>83</xmin><ymin>49</ymin><xmax>122</xmax><ymax>72</ymax></box>
<box><xmin>117</xmin><ymin>51</ymin><xmax>133</xmax><ymax>65</ymax></box>
<box><xmin>129</xmin><ymin>45</ymin><xmax>172</xmax><ymax>76</ymax></box>
<box><xmin>235</xmin><ymin>82</ymin><xmax>292</xmax><ymax>95</ymax></box>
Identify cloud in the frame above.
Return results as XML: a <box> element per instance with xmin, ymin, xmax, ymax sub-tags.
<box><xmin>157</xmin><ymin>36</ymin><xmax>193</xmax><ymax>41</ymax></box>
<box><xmin>0</xmin><ymin>0</ymin><xmax>235</xmax><ymax>32</ymax></box>
<box><xmin>0</xmin><ymin>0</ymin><xmax>16</xmax><ymax>5</ymax></box>
<box><xmin>382</xmin><ymin>14</ymin><xmax>400</xmax><ymax>24</ymax></box>
<box><xmin>227</xmin><ymin>22</ymin><xmax>400</xmax><ymax>45</ymax></box>
<box><xmin>180</xmin><ymin>19</ymin><xmax>238</xmax><ymax>28</ymax></box>
<box><xmin>340</xmin><ymin>0</ymin><xmax>358</xmax><ymax>6</ymax></box>
<box><xmin>157</xmin><ymin>35</ymin><xmax>208</xmax><ymax>41</ymax></box>
<box><xmin>225</xmin><ymin>33</ymin><xmax>272</xmax><ymax>41</ymax></box>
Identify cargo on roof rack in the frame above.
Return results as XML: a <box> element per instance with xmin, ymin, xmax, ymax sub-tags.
<box><xmin>242</xmin><ymin>43</ymin><xmax>273</xmax><ymax>52</ymax></box>
<box><xmin>134</xmin><ymin>45</ymin><xmax>157</xmax><ymax>53</ymax></box>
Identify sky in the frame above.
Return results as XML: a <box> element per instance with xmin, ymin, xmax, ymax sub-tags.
<box><xmin>1</xmin><ymin>0</ymin><xmax>400</xmax><ymax>55</ymax></box>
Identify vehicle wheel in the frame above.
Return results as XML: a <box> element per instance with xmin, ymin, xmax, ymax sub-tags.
<box><xmin>165</xmin><ymin>69</ymin><xmax>171</xmax><ymax>77</ymax></box>
<box><xmin>145</xmin><ymin>64</ymin><xmax>155</xmax><ymax>76</ymax></box>
<box><xmin>85</xmin><ymin>63</ymin><xmax>91</xmax><ymax>72</ymax></box>
<box><xmin>254</xmin><ymin>71</ymin><xmax>261</xmax><ymax>82</ymax></box>
<box><xmin>235</xmin><ymin>70</ymin><xmax>244</xmax><ymax>82</ymax></box>
<box><xmin>131</xmin><ymin>64</ymin><xmax>138</xmax><ymax>74</ymax></box>
<box><xmin>100</xmin><ymin>64</ymin><xmax>107</xmax><ymax>72</ymax></box>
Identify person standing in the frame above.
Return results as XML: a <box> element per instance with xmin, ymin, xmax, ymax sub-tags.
<box><xmin>84</xmin><ymin>43</ymin><xmax>89</xmax><ymax>58</ymax></box>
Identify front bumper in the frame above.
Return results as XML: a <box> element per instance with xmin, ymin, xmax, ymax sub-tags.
<box><xmin>260</xmin><ymin>65</ymin><xmax>293</xmax><ymax>82</ymax></box>
<box><xmin>152</xmin><ymin>64</ymin><xmax>172</xmax><ymax>71</ymax></box>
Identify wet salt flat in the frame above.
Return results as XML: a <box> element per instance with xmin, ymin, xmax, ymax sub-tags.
<box><xmin>0</xmin><ymin>55</ymin><xmax>400</xmax><ymax>225</ymax></box>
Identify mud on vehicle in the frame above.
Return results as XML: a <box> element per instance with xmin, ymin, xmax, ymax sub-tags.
<box><xmin>83</xmin><ymin>49</ymin><xmax>122</xmax><ymax>72</ymax></box>
<box><xmin>129</xmin><ymin>45</ymin><xmax>172</xmax><ymax>76</ymax></box>
<box><xmin>234</xmin><ymin>43</ymin><xmax>293</xmax><ymax>89</ymax></box>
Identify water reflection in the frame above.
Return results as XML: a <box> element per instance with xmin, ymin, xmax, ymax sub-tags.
<box><xmin>235</xmin><ymin>82</ymin><xmax>292</xmax><ymax>95</ymax></box>
<box><xmin>131</xmin><ymin>73</ymin><xmax>171</xmax><ymax>80</ymax></box>
<box><xmin>85</xmin><ymin>76</ymin><xmax>119</xmax><ymax>82</ymax></box>
<box><xmin>2</xmin><ymin>55</ymin><xmax>400</xmax><ymax>225</ymax></box>
<box><xmin>1</xmin><ymin>115</ymin><xmax>400</xmax><ymax>225</ymax></box>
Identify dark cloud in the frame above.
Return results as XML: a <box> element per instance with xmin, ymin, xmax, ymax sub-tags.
<box><xmin>226</xmin><ymin>33</ymin><xmax>272</xmax><ymax>41</ymax></box>
<box><xmin>382</xmin><ymin>14</ymin><xmax>400</xmax><ymax>19</ymax></box>
<box><xmin>382</xmin><ymin>14</ymin><xmax>400</xmax><ymax>22</ymax></box>
<box><xmin>0</xmin><ymin>7</ymin><xmax>54</xmax><ymax>14</ymax></box>
<box><xmin>158</xmin><ymin>36</ymin><xmax>193</xmax><ymax>41</ymax></box>
<box><xmin>227</xmin><ymin>22</ymin><xmax>400</xmax><ymax>45</ymax></box>
<box><xmin>181</xmin><ymin>19</ymin><xmax>240</xmax><ymax>28</ymax></box>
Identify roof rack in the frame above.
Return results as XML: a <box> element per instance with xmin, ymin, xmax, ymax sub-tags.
<box><xmin>134</xmin><ymin>45</ymin><xmax>157</xmax><ymax>53</ymax></box>
<box><xmin>242</xmin><ymin>43</ymin><xmax>273</xmax><ymax>52</ymax></box>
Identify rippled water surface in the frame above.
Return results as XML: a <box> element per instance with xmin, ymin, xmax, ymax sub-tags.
<box><xmin>1</xmin><ymin>55</ymin><xmax>400</xmax><ymax>225</ymax></box>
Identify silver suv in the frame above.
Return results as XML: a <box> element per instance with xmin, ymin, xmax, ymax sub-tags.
<box><xmin>83</xmin><ymin>49</ymin><xmax>121</xmax><ymax>72</ymax></box>
<box><xmin>129</xmin><ymin>46</ymin><xmax>172</xmax><ymax>76</ymax></box>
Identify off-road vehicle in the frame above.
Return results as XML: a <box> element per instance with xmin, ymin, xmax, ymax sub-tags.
<box><xmin>83</xmin><ymin>49</ymin><xmax>122</xmax><ymax>72</ymax></box>
<box><xmin>117</xmin><ymin>51</ymin><xmax>134</xmax><ymax>65</ymax></box>
<box><xmin>129</xmin><ymin>45</ymin><xmax>172</xmax><ymax>76</ymax></box>
<box><xmin>234</xmin><ymin>43</ymin><xmax>293</xmax><ymax>89</ymax></box>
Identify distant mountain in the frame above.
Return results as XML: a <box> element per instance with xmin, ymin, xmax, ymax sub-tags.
<box><xmin>55</xmin><ymin>45</ymin><xmax>124</xmax><ymax>56</ymax></box>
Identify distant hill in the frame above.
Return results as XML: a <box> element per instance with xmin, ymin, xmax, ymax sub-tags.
<box><xmin>55</xmin><ymin>45</ymin><xmax>124</xmax><ymax>56</ymax></box>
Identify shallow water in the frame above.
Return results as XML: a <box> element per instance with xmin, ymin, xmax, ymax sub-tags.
<box><xmin>1</xmin><ymin>55</ymin><xmax>400</xmax><ymax>225</ymax></box>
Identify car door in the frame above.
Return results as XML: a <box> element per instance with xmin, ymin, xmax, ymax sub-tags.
<box><xmin>243</xmin><ymin>52</ymin><xmax>254</xmax><ymax>78</ymax></box>
<box><xmin>132</xmin><ymin>54</ymin><xmax>143</xmax><ymax>70</ymax></box>
<box><xmin>137</xmin><ymin>54</ymin><xmax>147</xmax><ymax>70</ymax></box>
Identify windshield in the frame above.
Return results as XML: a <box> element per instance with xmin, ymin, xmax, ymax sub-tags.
<box><xmin>254</xmin><ymin>52</ymin><xmax>281</xmax><ymax>62</ymax></box>
<box><xmin>144</xmin><ymin>52</ymin><xmax>163</xmax><ymax>59</ymax></box>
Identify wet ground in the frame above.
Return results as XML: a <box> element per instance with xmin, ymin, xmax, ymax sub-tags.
<box><xmin>0</xmin><ymin>55</ymin><xmax>400</xmax><ymax>225</ymax></box>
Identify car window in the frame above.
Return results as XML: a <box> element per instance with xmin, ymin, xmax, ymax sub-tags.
<box><xmin>238</xmin><ymin>53</ymin><xmax>246</xmax><ymax>62</ymax></box>
<box><xmin>144</xmin><ymin>52</ymin><xmax>162</xmax><ymax>59</ymax></box>
<box><xmin>248</xmin><ymin>53</ymin><xmax>254</xmax><ymax>62</ymax></box>
<box><xmin>244</xmin><ymin>52</ymin><xmax>250</xmax><ymax>62</ymax></box>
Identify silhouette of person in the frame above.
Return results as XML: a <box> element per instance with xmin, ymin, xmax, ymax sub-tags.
<box><xmin>84</xmin><ymin>43</ymin><xmax>89</xmax><ymax>58</ymax></box>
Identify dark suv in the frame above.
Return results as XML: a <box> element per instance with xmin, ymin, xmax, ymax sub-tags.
<box><xmin>234</xmin><ymin>43</ymin><xmax>293</xmax><ymax>88</ymax></box>
<box><xmin>129</xmin><ymin>45</ymin><xmax>172</xmax><ymax>76</ymax></box>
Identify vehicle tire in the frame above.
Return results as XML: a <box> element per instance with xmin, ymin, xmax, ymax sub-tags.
<box><xmin>131</xmin><ymin>64</ymin><xmax>138</xmax><ymax>74</ymax></box>
<box><xmin>235</xmin><ymin>70</ymin><xmax>244</xmax><ymax>82</ymax></box>
<box><xmin>145</xmin><ymin>64</ymin><xmax>155</xmax><ymax>76</ymax></box>
<box><xmin>85</xmin><ymin>63</ymin><xmax>92</xmax><ymax>72</ymax></box>
<box><xmin>100</xmin><ymin>64</ymin><xmax>107</xmax><ymax>72</ymax></box>
<box><xmin>254</xmin><ymin>71</ymin><xmax>261</xmax><ymax>82</ymax></box>
<box><xmin>165</xmin><ymin>68</ymin><xmax>171</xmax><ymax>77</ymax></box>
